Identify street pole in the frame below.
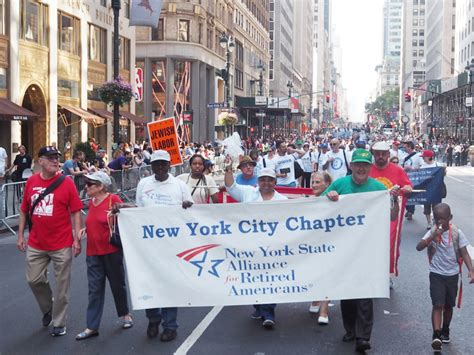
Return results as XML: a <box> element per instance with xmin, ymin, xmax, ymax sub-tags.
<box><xmin>225</xmin><ymin>50</ymin><xmax>230</xmax><ymax>108</ymax></box>
<box><xmin>259</xmin><ymin>69</ymin><xmax>263</xmax><ymax>96</ymax></box>
<box><xmin>468</xmin><ymin>61</ymin><xmax>473</xmax><ymax>143</ymax></box>
<box><xmin>112</xmin><ymin>0</ymin><xmax>120</xmax><ymax>147</ymax></box>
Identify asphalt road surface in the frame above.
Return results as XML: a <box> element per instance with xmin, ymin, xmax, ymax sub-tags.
<box><xmin>1</xmin><ymin>166</ymin><xmax>473</xmax><ymax>355</ymax></box>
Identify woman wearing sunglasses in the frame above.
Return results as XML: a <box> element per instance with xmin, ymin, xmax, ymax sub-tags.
<box><xmin>75</xmin><ymin>171</ymin><xmax>133</xmax><ymax>340</ymax></box>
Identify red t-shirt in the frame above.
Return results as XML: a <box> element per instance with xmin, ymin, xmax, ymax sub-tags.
<box><xmin>21</xmin><ymin>174</ymin><xmax>83</xmax><ymax>251</ymax></box>
<box><xmin>85</xmin><ymin>194</ymin><xmax>122</xmax><ymax>256</ymax></box>
<box><xmin>369</xmin><ymin>163</ymin><xmax>413</xmax><ymax>190</ymax></box>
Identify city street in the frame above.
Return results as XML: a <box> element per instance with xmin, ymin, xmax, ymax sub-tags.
<box><xmin>1</xmin><ymin>166</ymin><xmax>473</xmax><ymax>355</ymax></box>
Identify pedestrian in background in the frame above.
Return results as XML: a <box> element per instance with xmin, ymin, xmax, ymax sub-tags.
<box><xmin>17</xmin><ymin>146</ymin><xmax>83</xmax><ymax>337</ymax></box>
<box><xmin>75</xmin><ymin>171</ymin><xmax>132</xmax><ymax>340</ymax></box>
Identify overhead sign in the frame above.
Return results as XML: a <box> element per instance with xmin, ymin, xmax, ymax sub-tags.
<box><xmin>255</xmin><ymin>112</ymin><xmax>266</xmax><ymax>117</ymax></box>
<box><xmin>147</xmin><ymin>117</ymin><xmax>183</xmax><ymax>166</ymax></box>
<box><xmin>207</xmin><ymin>102</ymin><xmax>227</xmax><ymax>109</ymax></box>
<box><xmin>118</xmin><ymin>191</ymin><xmax>390</xmax><ymax>309</ymax></box>
<box><xmin>466</xmin><ymin>97</ymin><xmax>472</xmax><ymax>107</ymax></box>
<box><xmin>135</xmin><ymin>67</ymin><xmax>143</xmax><ymax>102</ymax></box>
<box><xmin>255</xmin><ymin>96</ymin><xmax>267</xmax><ymax>105</ymax></box>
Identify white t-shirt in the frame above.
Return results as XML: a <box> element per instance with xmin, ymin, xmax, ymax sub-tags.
<box><xmin>402</xmin><ymin>151</ymin><xmax>423</xmax><ymax>170</ymax></box>
<box><xmin>0</xmin><ymin>147</ymin><xmax>7</xmax><ymax>177</ymax></box>
<box><xmin>390</xmin><ymin>148</ymin><xmax>406</xmax><ymax>163</ymax></box>
<box><xmin>177</xmin><ymin>173</ymin><xmax>219</xmax><ymax>204</ymax></box>
<box><xmin>136</xmin><ymin>174</ymin><xmax>193</xmax><ymax>207</ymax></box>
<box><xmin>261</xmin><ymin>154</ymin><xmax>278</xmax><ymax>171</ymax></box>
<box><xmin>316</xmin><ymin>151</ymin><xmax>329</xmax><ymax>172</ymax></box>
<box><xmin>273</xmin><ymin>153</ymin><xmax>296</xmax><ymax>186</ymax></box>
<box><xmin>300</xmin><ymin>151</ymin><xmax>316</xmax><ymax>173</ymax></box>
<box><xmin>422</xmin><ymin>227</ymin><xmax>469</xmax><ymax>276</ymax></box>
<box><xmin>326</xmin><ymin>149</ymin><xmax>351</xmax><ymax>181</ymax></box>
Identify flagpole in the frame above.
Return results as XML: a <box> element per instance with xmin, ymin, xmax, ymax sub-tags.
<box><xmin>112</xmin><ymin>0</ymin><xmax>121</xmax><ymax>148</ymax></box>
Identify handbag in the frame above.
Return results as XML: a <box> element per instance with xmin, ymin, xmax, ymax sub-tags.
<box><xmin>107</xmin><ymin>196</ymin><xmax>122</xmax><ymax>249</ymax></box>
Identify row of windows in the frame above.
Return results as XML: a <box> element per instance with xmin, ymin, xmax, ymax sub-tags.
<box><xmin>19</xmin><ymin>1</ymin><xmax>130</xmax><ymax>68</ymax></box>
<box><xmin>412</xmin><ymin>49</ymin><xmax>425</xmax><ymax>57</ymax></box>
<box><xmin>413</xmin><ymin>19</ymin><xmax>425</xmax><ymax>26</ymax></box>
<box><xmin>412</xmin><ymin>29</ymin><xmax>425</xmax><ymax>37</ymax></box>
<box><xmin>0</xmin><ymin>0</ymin><xmax>5</xmax><ymax>35</ymax></box>
<box><xmin>412</xmin><ymin>39</ymin><xmax>425</xmax><ymax>47</ymax></box>
<box><xmin>412</xmin><ymin>9</ymin><xmax>425</xmax><ymax>16</ymax></box>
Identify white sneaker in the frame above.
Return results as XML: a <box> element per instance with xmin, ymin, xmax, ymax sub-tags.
<box><xmin>309</xmin><ymin>305</ymin><xmax>320</xmax><ymax>313</ymax></box>
<box><xmin>318</xmin><ymin>316</ymin><xmax>329</xmax><ymax>325</ymax></box>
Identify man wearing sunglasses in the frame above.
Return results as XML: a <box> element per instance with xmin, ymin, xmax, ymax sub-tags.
<box><xmin>324</xmin><ymin>139</ymin><xmax>352</xmax><ymax>181</ymax></box>
<box><xmin>17</xmin><ymin>146</ymin><xmax>83</xmax><ymax>338</ymax></box>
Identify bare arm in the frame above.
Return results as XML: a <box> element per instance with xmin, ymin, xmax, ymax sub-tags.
<box><xmin>460</xmin><ymin>246</ymin><xmax>474</xmax><ymax>283</ymax></box>
<box><xmin>71</xmin><ymin>211</ymin><xmax>82</xmax><ymax>257</ymax></box>
<box><xmin>17</xmin><ymin>211</ymin><xmax>28</xmax><ymax>252</ymax></box>
<box><xmin>224</xmin><ymin>165</ymin><xmax>234</xmax><ymax>187</ymax></box>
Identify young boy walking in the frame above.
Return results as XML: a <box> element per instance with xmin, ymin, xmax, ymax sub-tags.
<box><xmin>416</xmin><ymin>203</ymin><xmax>474</xmax><ymax>352</ymax></box>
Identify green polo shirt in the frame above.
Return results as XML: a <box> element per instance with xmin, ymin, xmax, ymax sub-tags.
<box><xmin>322</xmin><ymin>175</ymin><xmax>387</xmax><ymax>196</ymax></box>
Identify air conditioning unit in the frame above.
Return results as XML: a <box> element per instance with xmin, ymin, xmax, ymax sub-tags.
<box><xmin>168</xmin><ymin>3</ymin><xmax>176</xmax><ymax>13</ymax></box>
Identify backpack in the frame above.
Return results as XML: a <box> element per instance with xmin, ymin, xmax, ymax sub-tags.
<box><xmin>294</xmin><ymin>160</ymin><xmax>304</xmax><ymax>179</ymax></box>
<box><xmin>427</xmin><ymin>224</ymin><xmax>464</xmax><ymax>307</ymax></box>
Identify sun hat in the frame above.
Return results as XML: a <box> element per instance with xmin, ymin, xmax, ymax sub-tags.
<box><xmin>237</xmin><ymin>156</ymin><xmax>257</xmax><ymax>169</ymax></box>
<box><xmin>84</xmin><ymin>171</ymin><xmax>112</xmax><ymax>187</ymax></box>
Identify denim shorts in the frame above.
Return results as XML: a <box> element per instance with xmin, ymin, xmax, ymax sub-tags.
<box><xmin>429</xmin><ymin>272</ymin><xmax>458</xmax><ymax>307</ymax></box>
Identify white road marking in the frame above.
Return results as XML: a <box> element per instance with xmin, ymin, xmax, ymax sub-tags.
<box><xmin>174</xmin><ymin>306</ymin><xmax>223</xmax><ymax>355</ymax></box>
<box><xmin>446</xmin><ymin>175</ymin><xmax>464</xmax><ymax>183</ymax></box>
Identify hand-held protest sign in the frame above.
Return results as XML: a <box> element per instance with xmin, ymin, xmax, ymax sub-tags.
<box><xmin>147</xmin><ymin>117</ymin><xmax>183</xmax><ymax>166</ymax></box>
<box><xmin>118</xmin><ymin>191</ymin><xmax>391</xmax><ymax>309</ymax></box>
<box><xmin>406</xmin><ymin>167</ymin><xmax>444</xmax><ymax>205</ymax></box>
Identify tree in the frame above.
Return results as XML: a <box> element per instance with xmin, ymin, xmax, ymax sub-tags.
<box><xmin>365</xmin><ymin>89</ymin><xmax>400</xmax><ymax>124</ymax></box>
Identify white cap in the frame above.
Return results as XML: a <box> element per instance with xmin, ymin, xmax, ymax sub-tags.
<box><xmin>85</xmin><ymin>171</ymin><xmax>112</xmax><ymax>187</ymax></box>
<box><xmin>150</xmin><ymin>150</ymin><xmax>171</xmax><ymax>162</ymax></box>
<box><xmin>258</xmin><ymin>167</ymin><xmax>276</xmax><ymax>179</ymax></box>
<box><xmin>371</xmin><ymin>141</ymin><xmax>390</xmax><ymax>151</ymax></box>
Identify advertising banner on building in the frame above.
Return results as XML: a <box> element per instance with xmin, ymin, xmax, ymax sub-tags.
<box><xmin>406</xmin><ymin>167</ymin><xmax>445</xmax><ymax>205</ymax></box>
<box><xmin>147</xmin><ymin>118</ymin><xmax>183</xmax><ymax>166</ymax></box>
<box><xmin>130</xmin><ymin>0</ymin><xmax>164</xmax><ymax>28</ymax></box>
<box><xmin>118</xmin><ymin>191</ymin><xmax>390</xmax><ymax>309</ymax></box>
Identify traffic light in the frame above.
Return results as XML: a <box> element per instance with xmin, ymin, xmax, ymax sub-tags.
<box><xmin>325</xmin><ymin>94</ymin><xmax>330</xmax><ymax>103</ymax></box>
<box><xmin>220</xmin><ymin>68</ymin><xmax>228</xmax><ymax>81</ymax></box>
<box><xmin>404</xmin><ymin>91</ymin><xmax>412</xmax><ymax>102</ymax></box>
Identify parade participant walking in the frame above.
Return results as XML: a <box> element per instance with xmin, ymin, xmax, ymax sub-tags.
<box><xmin>419</xmin><ymin>150</ymin><xmax>446</xmax><ymax>230</ymax></box>
<box><xmin>7</xmin><ymin>145</ymin><xmax>33</xmax><ymax>181</ymax></box>
<box><xmin>177</xmin><ymin>154</ymin><xmax>219</xmax><ymax>204</ymax></box>
<box><xmin>314</xmin><ymin>143</ymin><xmax>329</xmax><ymax>172</ymax></box>
<box><xmin>235</xmin><ymin>156</ymin><xmax>258</xmax><ymax>186</ymax></box>
<box><xmin>75</xmin><ymin>171</ymin><xmax>133</xmax><ymax>341</ymax></box>
<box><xmin>134</xmin><ymin>150</ymin><xmax>193</xmax><ymax>342</ymax></box>
<box><xmin>17</xmin><ymin>146</ymin><xmax>83</xmax><ymax>337</ymax></box>
<box><xmin>324</xmin><ymin>149</ymin><xmax>396</xmax><ymax>353</ymax></box>
<box><xmin>308</xmin><ymin>171</ymin><xmax>333</xmax><ymax>324</ymax></box>
<box><xmin>369</xmin><ymin>141</ymin><xmax>413</xmax><ymax>278</ymax></box>
<box><xmin>299</xmin><ymin>142</ymin><xmax>317</xmax><ymax>188</ymax></box>
<box><xmin>273</xmin><ymin>141</ymin><xmax>303</xmax><ymax>187</ymax></box>
<box><xmin>416</xmin><ymin>203</ymin><xmax>474</xmax><ymax>352</ymax></box>
<box><xmin>389</xmin><ymin>140</ymin><xmax>405</xmax><ymax>163</ymax></box>
<box><xmin>324</xmin><ymin>138</ymin><xmax>352</xmax><ymax>181</ymax></box>
<box><xmin>224</xmin><ymin>166</ymin><xmax>287</xmax><ymax>329</ymax></box>
<box><xmin>402</xmin><ymin>141</ymin><xmax>422</xmax><ymax>220</ymax></box>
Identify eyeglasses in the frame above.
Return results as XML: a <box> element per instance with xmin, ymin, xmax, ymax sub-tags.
<box><xmin>85</xmin><ymin>181</ymin><xmax>99</xmax><ymax>187</ymax></box>
<box><xmin>330</xmin><ymin>143</ymin><xmax>338</xmax><ymax>146</ymax></box>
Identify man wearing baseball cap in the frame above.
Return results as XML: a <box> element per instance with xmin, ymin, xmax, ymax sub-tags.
<box><xmin>17</xmin><ymin>146</ymin><xmax>83</xmax><ymax>337</ymax></box>
<box><xmin>132</xmin><ymin>150</ymin><xmax>193</xmax><ymax>341</ymax></box>
<box><xmin>224</xmin><ymin>166</ymin><xmax>287</xmax><ymax>329</ymax></box>
<box><xmin>323</xmin><ymin>149</ymin><xmax>395</xmax><ymax>353</ymax></box>
<box><xmin>369</xmin><ymin>141</ymin><xmax>413</xmax><ymax>280</ymax></box>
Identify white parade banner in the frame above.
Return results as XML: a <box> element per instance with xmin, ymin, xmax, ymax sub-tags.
<box><xmin>118</xmin><ymin>191</ymin><xmax>390</xmax><ymax>310</ymax></box>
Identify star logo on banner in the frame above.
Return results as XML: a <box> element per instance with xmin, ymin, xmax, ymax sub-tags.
<box><xmin>177</xmin><ymin>245</ymin><xmax>225</xmax><ymax>278</ymax></box>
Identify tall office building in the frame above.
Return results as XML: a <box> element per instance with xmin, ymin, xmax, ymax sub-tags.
<box><xmin>454</xmin><ymin>0</ymin><xmax>473</xmax><ymax>73</ymax></box>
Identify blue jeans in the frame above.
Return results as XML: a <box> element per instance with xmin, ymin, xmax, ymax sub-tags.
<box><xmin>254</xmin><ymin>304</ymin><xmax>276</xmax><ymax>321</ymax></box>
<box><xmin>145</xmin><ymin>307</ymin><xmax>178</xmax><ymax>330</ymax></box>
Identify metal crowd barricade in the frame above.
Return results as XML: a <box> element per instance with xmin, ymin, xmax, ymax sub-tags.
<box><xmin>216</xmin><ymin>186</ymin><xmax>313</xmax><ymax>203</ymax></box>
<box><xmin>0</xmin><ymin>181</ymin><xmax>27</xmax><ymax>235</ymax></box>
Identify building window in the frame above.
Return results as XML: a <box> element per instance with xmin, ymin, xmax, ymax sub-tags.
<box><xmin>21</xmin><ymin>0</ymin><xmax>49</xmax><ymax>46</ymax></box>
<box><xmin>88</xmin><ymin>24</ymin><xmax>107</xmax><ymax>63</ymax></box>
<box><xmin>58</xmin><ymin>12</ymin><xmax>80</xmax><ymax>55</ymax></box>
<box><xmin>412</xmin><ymin>29</ymin><xmax>418</xmax><ymax>36</ymax></box>
<box><xmin>412</xmin><ymin>40</ymin><xmax>418</xmax><ymax>47</ymax></box>
<box><xmin>413</xmin><ymin>50</ymin><xmax>418</xmax><ymax>57</ymax></box>
<box><xmin>207</xmin><ymin>28</ymin><xmax>212</xmax><ymax>49</ymax></box>
<box><xmin>120</xmin><ymin>36</ymin><xmax>130</xmax><ymax>69</ymax></box>
<box><xmin>124</xmin><ymin>0</ymin><xmax>130</xmax><ymax>19</ymax></box>
<box><xmin>178</xmin><ymin>20</ymin><xmax>190</xmax><ymax>42</ymax></box>
<box><xmin>58</xmin><ymin>79</ymin><xmax>79</xmax><ymax>98</ymax></box>
<box><xmin>151</xmin><ymin>18</ymin><xmax>164</xmax><ymax>40</ymax></box>
<box><xmin>101</xmin><ymin>0</ymin><xmax>107</xmax><ymax>6</ymax></box>
<box><xmin>0</xmin><ymin>0</ymin><xmax>5</xmax><ymax>35</ymax></box>
<box><xmin>419</xmin><ymin>49</ymin><xmax>424</xmax><ymax>57</ymax></box>
<box><xmin>0</xmin><ymin>67</ymin><xmax>6</xmax><ymax>89</ymax></box>
<box><xmin>419</xmin><ymin>39</ymin><xmax>424</xmax><ymax>46</ymax></box>
<box><xmin>413</xmin><ymin>19</ymin><xmax>418</xmax><ymax>26</ymax></box>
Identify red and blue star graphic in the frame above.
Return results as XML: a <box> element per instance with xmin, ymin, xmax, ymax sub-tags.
<box><xmin>176</xmin><ymin>244</ymin><xmax>224</xmax><ymax>278</ymax></box>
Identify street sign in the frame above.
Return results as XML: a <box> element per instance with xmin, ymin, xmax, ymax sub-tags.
<box><xmin>207</xmin><ymin>102</ymin><xmax>227</xmax><ymax>109</ymax></box>
<box><xmin>466</xmin><ymin>97</ymin><xmax>472</xmax><ymax>107</ymax></box>
<box><xmin>255</xmin><ymin>96</ymin><xmax>267</xmax><ymax>105</ymax></box>
<box><xmin>135</xmin><ymin>67</ymin><xmax>143</xmax><ymax>102</ymax></box>
<box><xmin>255</xmin><ymin>112</ymin><xmax>266</xmax><ymax>117</ymax></box>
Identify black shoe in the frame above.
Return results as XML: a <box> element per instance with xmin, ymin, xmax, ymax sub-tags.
<box><xmin>146</xmin><ymin>322</ymin><xmax>159</xmax><ymax>339</ymax></box>
<box><xmin>432</xmin><ymin>330</ymin><xmax>442</xmax><ymax>352</ymax></box>
<box><xmin>440</xmin><ymin>327</ymin><xmax>450</xmax><ymax>343</ymax></box>
<box><xmin>250</xmin><ymin>310</ymin><xmax>262</xmax><ymax>319</ymax></box>
<box><xmin>42</xmin><ymin>310</ymin><xmax>52</xmax><ymax>327</ymax></box>
<box><xmin>51</xmin><ymin>326</ymin><xmax>67</xmax><ymax>337</ymax></box>
<box><xmin>342</xmin><ymin>332</ymin><xmax>356</xmax><ymax>342</ymax></box>
<box><xmin>355</xmin><ymin>339</ymin><xmax>371</xmax><ymax>353</ymax></box>
<box><xmin>262</xmin><ymin>318</ymin><xmax>275</xmax><ymax>329</ymax></box>
<box><xmin>160</xmin><ymin>329</ymin><xmax>177</xmax><ymax>342</ymax></box>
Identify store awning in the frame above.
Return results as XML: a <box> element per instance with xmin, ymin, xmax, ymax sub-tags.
<box><xmin>59</xmin><ymin>105</ymin><xmax>105</xmax><ymax>125</ymax></box>
<box><xmin>0</xmin><ymin>98</ymin><xmax>39</xmax><ymax>121</ymax></box>
<box><xmin>89</xmin><ymin>108</ymin><xmax>146</xmax><ymax>125</ymax></box>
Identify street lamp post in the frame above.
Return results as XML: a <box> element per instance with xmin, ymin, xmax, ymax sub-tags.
<box><xmin>219</xmin><ymin>33</ymin><xmax>235</xmax><ymax>109</ymax></box>
<box><xmin>286</xmin><ymin>81</ymin><xmax>293</xmax><ymax>135</ymax></box>
<box><xmin>465</xmin><ymin>59</ymin><xmax>474</xmax><ymax>143</ymax></box>
<box><xmin>257</xmin><ymin>63</ymin><xmax>265</xmax><ymax>96</ymax></box>
<box><xmin>112</xmin><ymin>0</ymin><xmax>121</xmax><ymax>147</ymax></box>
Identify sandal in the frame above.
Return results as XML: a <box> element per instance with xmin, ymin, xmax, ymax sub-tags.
<box><xmin>123</xmin><ymin>316</ymin><xmax>133</xmax><ymax>329</ymax></box>
<box><xmin>76</xmin><ymin>329</ymin><xmax>99</xmax><ymax>340</ymax></box>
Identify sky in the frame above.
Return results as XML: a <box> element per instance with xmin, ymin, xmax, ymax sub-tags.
<box><xmin>331</xmin><ymin>0</ymin><xmax>385</xmax><ymax>122</ymax></box>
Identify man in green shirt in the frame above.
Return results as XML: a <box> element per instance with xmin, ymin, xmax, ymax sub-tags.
<box><xmin>323</xmin><ymin>149</ymin><xmax>393</xmax><ymax>353</ymax></box>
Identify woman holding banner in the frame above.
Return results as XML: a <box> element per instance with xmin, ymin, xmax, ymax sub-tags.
<box><xmin>308</xmin><ymin>171</ymin><xmax>333</xmax><ymax>325</ymax></box>
<box><xmin>177</xmin><ymin>154</ymin><xmax>220</xmax><ymax>204</ymax></box>
<box><xmin>75</xmin><ymin>171</ymin><xmax>133</xmax><ymax>340</ymax></box>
